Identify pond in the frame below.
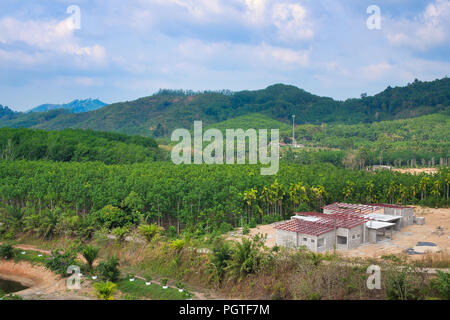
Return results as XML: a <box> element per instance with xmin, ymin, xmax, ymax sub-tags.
<box><xmin>0</xmin><ymin>278</ymin><xmax>28</xmax><ymax>295</ymax></box>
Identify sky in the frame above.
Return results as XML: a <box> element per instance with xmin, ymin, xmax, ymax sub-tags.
<box><xmin>0</xmin><ymin>0</ymin><xmax>449</xmax><ymax>111</ymax></box>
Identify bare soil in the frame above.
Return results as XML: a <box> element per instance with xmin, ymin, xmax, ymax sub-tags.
<box><xmin>228</xmin><ymin>207</ymin><xmax>450</xmax><ymax>262</ymax></box>
<box><xmin>341</xmin><ymin>206</ymin><xmax>450</xmax><ymax>260</ymax></box>
<box><xmin>0</xmin><ymin>260</ymin><xmax>94</xmax><ymax>300</ymax></box>
<box><xmin>392</xmin><ymin>168</ymin><xmax>439</xmax><ymax>175</ymax></box>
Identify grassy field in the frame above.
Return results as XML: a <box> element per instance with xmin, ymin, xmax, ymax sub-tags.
<box><xmin>116</xmin><ymin>277</ymin><xmax>191</xmax><ymax>300</ymax></box>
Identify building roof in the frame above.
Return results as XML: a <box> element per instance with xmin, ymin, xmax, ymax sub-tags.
<box><xmin>274</xmin><ymin>218</ymin><xmax>334</xmax><ymax>236</ymax></box>
<box><xmin>323</xmin><ymin>202</ymin><xmax>383</xmax><ymax>214</ymax></box>
<box><xmin>275</xmin><ymin>211</ymin><xmax>367</xmax><ymax>236</ymax></box>
<box><xmin>363</xmin><ymin>213</ymin><xmax>401</xmax><ymax>222</ymax></box>
<box><xmin>368</xmin><ymin>203</ymin><xmax>413</xmax><ymax>209</ymax></box>
<box><xmin>365</xmin><ymin>221</ymin><xmax>396</xmax><ymax>230</ymax></box>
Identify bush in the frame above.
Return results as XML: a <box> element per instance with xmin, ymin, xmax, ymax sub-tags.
<box><xmin>94</xmin><ymin>281</ymin><xmax>117</xmax><ymax>300</ymax></box>
<box><xmin>111</xmin><ymin>226</ymin><xmax>129</xmax><ymax>241</ymax></box>
<box><xmin>210</xmin><ymin>240</ymin><xmax>232</xmax><ymax>283</ymax></box>
<box><xmin>249</xmin><ymin>218</ymin><xmax>257</xmax><ymax>228</ymax></box>
<box><xmin>385</xmin><ymin>266</ymin><xmax>424</xmax><ymax>300</ymax></box>
<box><xmin>430</xmin><ymin>271</ymin><xmax>450</xmax><ymax>300</ymax></box>
<box><xmin>96</xmin><ymin>256</ymin><xmax>120</xmax><ymax>282</ymax></box>
<box><xmin>81</xmin><ymin>245</ymin><xmax>100</xmax><ymax>271</ymax></box>
<box><xmin>138</xmin><ymin>223</ymin><xmax>162</xmax><ymax>242</ymax></box>
<box><xmin>161</xmin><ymin>279</ymin><xmax>168</xmax><ymax>286</ymax></box>
<box><xmin>45</xmin><ymin>249</ymin><xmax>78</xmax><ymax>276</ymax></box>
<box><xmin>218</xmin><ymin>222</ymin><xmax>233</xmax><ymax>234</ymax></box>
<box><xmin>0</xmin><ymin>244</ymin><xmax>15</xmax><ymax>260</ymax></box>
<box><xmin>167</xmin><ymin>226</ymin><xmax>177</xmax><ymax>238</ymax></box>
<box><xmin>93</xmin><ymin>205</ymin><xmax>137</xmax><ymax>229</ymax></box>
<box><xmin>170</xmin><ymin>239</ymin><xmax>185</xmax><ymax>253</ymax></box>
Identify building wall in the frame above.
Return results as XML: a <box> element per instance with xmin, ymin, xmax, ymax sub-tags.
<box><xmin>315</xmin><ymin>231</ymin><xmax>335</xmax><ymax>252</ymax></box>
<box><xmin>383</xmin><ymin>207</ymin><xmax>415</xmax><ymax>227</ymax></box>
<box><xmin>368</xmin><ymin>229</ymin><xmax>378</xmax><ymax>244</ymax></box>
<box><xmin>296</xmin><ymin>233</ymin><xmax>318</xmax><ymax>251</ymax></box>
<box><xmin>347</xmin><ymin>225</ymin><xmax>364</xmax><ymax>249</ymax></box>
<box><xmin>276</xmin><ymin>229</ymin><xmax>297</xmax><ymax>248</ymax></box>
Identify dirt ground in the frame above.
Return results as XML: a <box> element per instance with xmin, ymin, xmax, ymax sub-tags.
<box><xmin>228</xmin><ymin>207</ymin><xmax>450</xmax><ymax>261</ymax></box>
<box><xmin>0</xmin><ymin>260</ymin><xmax>94</xmax><ymax>300</ymax></box>
<box><xmin>342</xmin><ymin>206</ymin><xmax>449</xmax><ymax>260</ymax></box>
<box><xmin>392</xmin><ymin>168</ymin><xmax>439</xmax><ymax>175</ymax></box>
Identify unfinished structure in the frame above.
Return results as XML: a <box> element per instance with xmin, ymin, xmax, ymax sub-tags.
<box><xmin>275</xmin><ymin>202</ymin><xmax>416</xmax><ymax>252</ymax></box>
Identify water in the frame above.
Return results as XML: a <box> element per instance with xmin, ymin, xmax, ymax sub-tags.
<box><xmin>0</xmin><ymin>278</ymin><xmax>28</xmax><ymax>294</ymax></box>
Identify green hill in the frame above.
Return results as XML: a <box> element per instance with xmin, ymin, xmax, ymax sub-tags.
<box><xmin>204</xmin><ymin>113</ymin><xmax>291</xmax><ymax>133</ymax></box>
<box><xmin>0</xmin><ymin>128</ymin><xmax>163</xmax><ymax>164</ymax></box>
<box><xmin>0</xmin><ymin>78</ymin><xmax>449</xmax><ymax>137</ymax></box>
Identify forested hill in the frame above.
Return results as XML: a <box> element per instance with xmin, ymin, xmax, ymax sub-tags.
<box><xmin>28</xmin><ymin>98</ymin><xmax>107</xmax><ymax>113</ymax></box>
<box><xmin>0</xmin><ymin>105</ymin><xmax>16</xmax><ymax>119</ymax></box>
<box><xmin>0</xmin><ymin>128</ymin><xmax>163</xmax><ymax>164</ymax></box>
<box><xmin>0</xmin><ymin>77</ymin><xmax>448</xmax><ymax>137</ymax></box>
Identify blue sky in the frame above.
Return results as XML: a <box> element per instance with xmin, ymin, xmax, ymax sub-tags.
<box><xmin>1</xmin><ymin>0</ymin><xmax>449</xmax><ymax>111</ymax></box>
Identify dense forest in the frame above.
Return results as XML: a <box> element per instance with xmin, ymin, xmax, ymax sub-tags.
<box><xmin>1</xmin><ymin>78</ymin><xmax>449</xmax><ymax>137</ymax></box>
<box><xmin>0</xmin><ymin>160</ymin><xmax>447</xmax><ymax>240</ymax></box>
<box><xmin>0</xmin><ymin>128</ymin><xmax>163</xmax><ymax>164</ymax></box>
<box><xmin>281</xmin><ymin>112</ymin><xmax>450</xmax><ymax>167</ymax></box>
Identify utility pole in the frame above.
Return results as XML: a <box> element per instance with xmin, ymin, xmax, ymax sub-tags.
<box><xmin>292</xmin><ymin>114</ymin><xmax>295</xmax><ymax>146</ymax></box>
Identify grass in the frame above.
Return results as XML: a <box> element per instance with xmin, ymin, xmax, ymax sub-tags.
<box><xmin>116</xmin><ymin>278</ymin><xmax>191</xmax><ymax>300</ymax></box>
<box><xmin>12</xmin><ymin>249</ymin><xmax>49</xmax><ymax>265</ymax></box>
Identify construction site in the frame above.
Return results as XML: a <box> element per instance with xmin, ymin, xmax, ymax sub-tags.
<box><xmin>275</xmin><ymin>202</ymin><xmax>420</xmax><ymax>252</ymax></box>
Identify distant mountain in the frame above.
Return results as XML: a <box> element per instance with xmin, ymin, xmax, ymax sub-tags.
<box><xmin>0</xmin><ymin>105</ymin><xmax>17</xmax><ymax>120</ymax></box>
<box><xmin>29</xmin><ymin>99</ymin><xmax>107</xmax><ymax>113</ymax></box>
<box><xmin>0</xmin><ymin>78</ymin><xmax>449</xmax><ymax>137</ymax></box>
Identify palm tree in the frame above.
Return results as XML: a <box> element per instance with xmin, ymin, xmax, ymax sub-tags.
<box><xmin>81</xmin><ymin>245</ymin><xmax>100</xmax><ymax>271</ymax></box>
<box><xmin>419</xmin><ymin>177</ymin><xmax>430</xmax><ymax>201</ymax></box>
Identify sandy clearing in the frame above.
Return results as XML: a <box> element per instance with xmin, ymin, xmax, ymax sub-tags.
<box><xmin>341</xmin><ymin>206</ymin><xmax>449</xmax><ymax>260</ymax></box>
<box><xmin>0</xmin><ymin>260</ymin><xmax>94</xmax><ymax>300</ymax></box>
<box><xmin>392</xmin><ymin>168</ymin><xmax>439</xmax><ymax>175</ymax></box>
<box><xmin>227</xmin><ymin>207</ymin><xmax>450</xmax><ymax>261</ymax></box>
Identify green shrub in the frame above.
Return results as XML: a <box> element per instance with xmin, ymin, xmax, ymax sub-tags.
<box><xmin>167</xmin><ymin>226</ymin><xmax>177</xmax><ymax>238</ymax></box>
<box><xmin>94</xmin><ymin>281</ymin><xmax>117</xmax><ymax>300</ymax></box>
<box><xmin>81</xmin><ymin>245</ymin><xmax>100</xmax><ymax>271</ymax></box>
<box><xmin>45</xmin><ymin>249</ymin><xmax>78</xmax><ymax>276</ymax></box>
<box><xmin>430</xmin><ymin>271</ymin><xmax>450</xmax><ymax>300</ymax></box>
<box><xmin>210</xmin><ymin>240</ymin><xmax>232</xmax><ymax>283</ymax></box>
<box><xmin>111</xmin><ymin>226</ymin><xmax>129</xmax><ymax>241</ymax></box>
<box><xmin>385</xmin><ymin>266</ymin><xmax>423</xmax><ymax>300</ymax></box>
<box><xmin>249</xmin><ymin>218</ymin><xmax>257</xmax><ymax>228</ymax></box>
<box><xmin>138</xmin><ymin>223</ymin><xmax>163</xmax><ymax>242</ymax></box>
<box><xmin>0</xmin><ymin>244</ymin><xmax>15</xmax><ymax>260</ymax></box>
<box><xmin>218</xmin><ymin>222</ymin><xmax>233</xmax><ymax>234</ymax></box>
<box><xmin>96</xmin><ymin>256</ymin><xmax>120</xmax><ymax>282</ymax></box>
<box><xmin>161</xmin><ymin>279</ymin><xmax>168</xmax><ymax>286</ymax></box>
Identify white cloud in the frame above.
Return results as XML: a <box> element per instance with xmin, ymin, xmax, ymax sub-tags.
<box><xmin>0</xmin><ymin>17</ymin><xmax>106</xmax><ymax>64</ymax></box>
<box><xmin>272</xmin><ymin>3</ymin><xmax>314</xmax><ymax>41</ymax></box>
<box><xmin>386</xmin><ymin>0</ymin><xmax>450</xmax><ymax>50</ymax></box>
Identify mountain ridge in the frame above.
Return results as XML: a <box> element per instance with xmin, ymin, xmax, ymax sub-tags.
<box><xmin>0</xmin><ymin>77</ymin><xmax>448</xmax><ymax>137</ymax></box>
<box><xmin>28</xmin><ymin>98</ymin><xmax>107</xmax><ymax>113</ymax></box>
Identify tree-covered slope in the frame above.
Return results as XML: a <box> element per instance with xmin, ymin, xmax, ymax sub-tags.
<box><xmin>0</xmin><ymin>77</ymin><xmax>449</xmax><ymax>137</ymax></box>
<box><xmin>0</xmin><ymin>128</ymin><xmax>163</xmax><ymax>164</ymax></box>
<box><xmin>29</xmin><ymin>99</ymin><xmax>107</xmax><ymax>113</ymax></box>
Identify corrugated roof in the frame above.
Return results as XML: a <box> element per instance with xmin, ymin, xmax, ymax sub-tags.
<box><xmin>275</xmin><ymin>211</ymin><xmax>367</xmax><ymax>236</ymax></box>
<box><xmin>274</xmin><ymin>218</ymin><xmax>335</xmax><ymax>236</ymax></box>
<box><xmin>368</xmin><ymin>203</ymin><xmax>413</xmax><ymax>209</ymax></box>
<box><xmin>323</xmin><ymin>202</ymin><xmax>383</xmax><ymax>214</ymax></box>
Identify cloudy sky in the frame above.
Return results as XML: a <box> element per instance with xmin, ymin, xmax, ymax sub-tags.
<box><xmin>1</xmin><ymin>0</ymin><xmax>449</xmax><ymax>111</ymax></box>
